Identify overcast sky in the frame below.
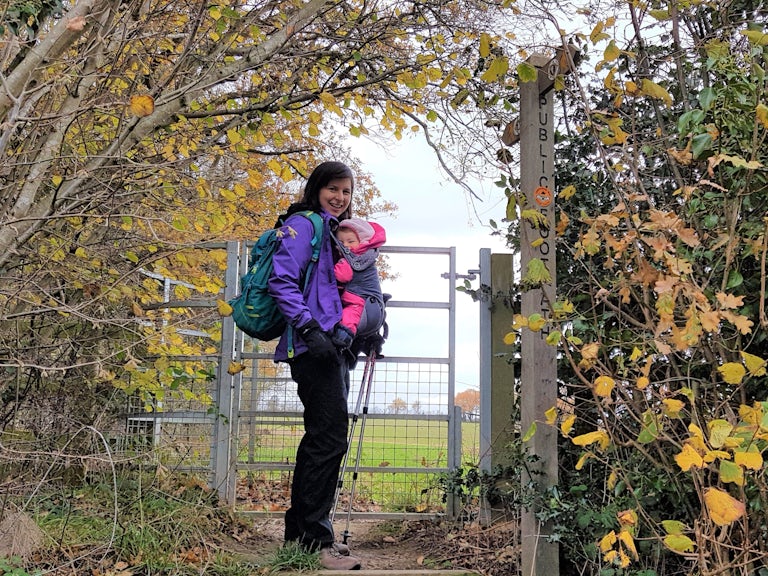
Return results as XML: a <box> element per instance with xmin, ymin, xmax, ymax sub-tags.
<box><xmin>352</xmin><ymin>135</ymin><xmax>509</xmax><ymax>392</ymax></box>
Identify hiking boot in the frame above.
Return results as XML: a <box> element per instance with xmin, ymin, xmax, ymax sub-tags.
<box><xmin>333</xmin><ymin>541</ymin><xmax>350</xmax><ymax>556</ymax></box>
<box><xmin>319</xmin><ymin>546</ymin><xmax>361</xmax><ymax>570</ymax></box>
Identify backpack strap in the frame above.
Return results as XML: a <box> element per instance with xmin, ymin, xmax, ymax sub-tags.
<box><xmin>286</xmin><ymin>210</ymin><xmax>325</xmax><ymax>358</ymax></box>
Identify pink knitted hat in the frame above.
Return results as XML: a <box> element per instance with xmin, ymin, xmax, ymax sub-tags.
<box><xmin>338</xmin><ymin>218</ymin><xmax>374</xmax><ymax>243</ymax></box>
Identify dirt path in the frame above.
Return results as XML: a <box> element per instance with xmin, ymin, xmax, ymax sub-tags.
<box><xmin>223</xmin><ymin>516</ymin><xmax>517</xmax><ymax>574</ymax></box>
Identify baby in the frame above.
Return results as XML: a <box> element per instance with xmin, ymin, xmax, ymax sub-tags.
<box><xmin>332</xmin><ymin>218</ymin><xmax>387</xmax><ymax>348</ymax></box>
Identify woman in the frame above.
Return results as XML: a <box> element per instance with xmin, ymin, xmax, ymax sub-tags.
<box><xmin>268</xmin><ymin>161</ymin><xmax>363</xmax><ymax>570</ymax></box>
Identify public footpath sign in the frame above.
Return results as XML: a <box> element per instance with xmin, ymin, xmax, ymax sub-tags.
<box><xmin>519</xmin><ymin>54</ymin><xmax>559</xmax><ymax>576</ymax></box>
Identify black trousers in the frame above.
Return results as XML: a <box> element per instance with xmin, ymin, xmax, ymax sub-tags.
<box><xmin>284</xmin><ymin>352</ymin><xmax>350</xmax><ymax>550</ymax></box>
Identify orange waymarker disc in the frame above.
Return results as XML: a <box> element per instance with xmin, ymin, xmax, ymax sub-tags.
<box><xmin>533</xmin><ymin>186</ymin><xmax>553</xmax><ymax>207</ymax></box>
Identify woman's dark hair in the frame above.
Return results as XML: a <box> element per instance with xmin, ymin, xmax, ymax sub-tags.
<box><xmin>295</xmin><ymin>161</ymin><xmax>354</xmax><ymax>220</ymax></box>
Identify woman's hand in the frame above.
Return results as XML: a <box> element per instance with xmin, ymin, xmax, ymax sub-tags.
<box><xmin>298</xmin><ymin>320</ymin><xmax>338</xmax><ymax>361</ymax></box>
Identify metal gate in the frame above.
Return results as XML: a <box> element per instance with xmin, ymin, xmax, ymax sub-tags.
<box><xmin>124</xmin><ymin>243</ymin><xmax>463</xmax><ymax>518</ymax></box>
<box><xmin>213</xmin><ymin>243</ymin><xmax>462</xmax><ymax>518</ymax></box>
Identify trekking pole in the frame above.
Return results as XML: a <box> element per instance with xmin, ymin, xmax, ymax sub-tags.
<box><xmin>339</xmin><ymin>346</ymin><xmax>377</xmax><ymax>545</ymax></box>
<box><xmin>331</xmin><ymin>350</ymin><xmax>375</xmax><ymax>523</ymax></box>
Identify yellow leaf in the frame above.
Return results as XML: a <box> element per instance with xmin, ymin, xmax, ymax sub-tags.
<box><xmin>604</xmin><ymin>41</ymin><xmax>621</xmax><ymax>62</ymax></box>
<box><xmin>618</xmin><ymin>528</ymin><xmax>638</xmax><ymax>560</ymax></box>
<box><xmin>512</xmin><ymin>313</ymin><xmax>528</xmax><ymax>329</ymax></box>
<box><xmin>617</xmin><ymin>509</ymin><xmax>637</xmax><ymax>527</ymax></box>
<box><xmin>607</xmin><ymin>470</ymin><xmax>617</xmax><ymax>490</ymax></box>
<box><xmin>704</xmin><ymin>487</ymin><xmax>746</xmax><ymax>526</ymax></box>
<box><xmin>575</xmin><ymin>451</ymin><xmax>592</xmax><ymax>470</ymax></box>
<box><xmin>560</xmin><ymin>185</ymin><xmax>576</xmax><ymax>200</ymax></box>
<box><xmin>662</xmin><ymin>398</ymin><xmax>685</xmax><ymax>417</ymax></box>
<box><xmin>599</xmin><ymin>530</ymin><xmax>617</xmax><ymax>553</ymax></box>
<box><xmin>718</xmin><ymin>362</ymin><xmax>746</xmax><ymax>385</ymax></box>
<box><xmin>757</xmin><ymin>103</ymin><xmax>768</xmax><ymax>129</ymax></box>
<box><xmin>572</xmin><ymin>430</ymin><xmax>611</xmax><ymax>451</ymax></box>
<box><xmin>636</xmin><ymin>376</ymin><xmax>650</xmax><ymax>390</ymax></box>
<box><xmin>561</xmin><ymin>414</ymin><xmax>576</xmax><ymax>436</ymax></box>
<box><xmin>739</xmin><ymin>403</ymin><xmax>762</xmax><ymax>426</ymax></box>
<box><xmin>703</xmin><ymin>449</ymin><xmax>730</xmax><ymax>463</ymax></box>
<box><xmin>590</xmin><ymin>20</ymin><xmax>609</xmax><ymax>43</ymax></box>
<box><xmin>52</xmin><ymin>174</ymin><xmax>63</xmax><ymax>186</ymax></box>
<box><xmin>664</xmin><ymin>534</ymin><xmax>695</xmax><ymax>553</ymax></box>
<box><xmin>129</xmin><ymin>94</ymin><xmax>155</xmax><ymax>117</ymax></box>
<box><xmin>594</xmin><ymin>375</ymin><xmax>615</xmax><ymax>397</ymax></box>
<box><xmin>734</xmin><ymin>449</ymin><xmax>763</xmax><ymax>471</ymax></box>
<box><xmin>629</xmin><ymin>347</ymin><xmax>643</xmax><ymax>362</ymax></box>
<box><xmin>641</xmin><ymin>79</ymin><xmax>672</xmax><ymax>106</ymax></box>
<box><xmin>740</xmin><ymin>351</ymin><xmax>767</xmax><ymax>377</ymax></box>
<box><xmin>527</xmin><ymin>313</ymin><xmax>546</xmax><ymax>331</ymax></box>
<box><xmin>503</xmin><ymin>332</ymin><xmax>516</xmax><ymax>345</ymax></box>
<box><xmin>227</xmin><ymin>361</ymin><xmax>246</xmax><ymax>375</ymax></box>
<box><xmin>216</xmin><ymin>300</ymin><xmax>233</xmax><ymax>316</ymax></box>
<box><xmin>674</xmin><ymin>443</ymin><xmax>703</xmax><ymax>472</ymax></box>
<box><xmin>545</xmin><ymin>406</ymin><xmax>557</xmax><ymax>425</ymax></box>
<box><xmin>708</xmin><ymin>419</ymin><xmax>734</xmax><ymax>448</ymax></box>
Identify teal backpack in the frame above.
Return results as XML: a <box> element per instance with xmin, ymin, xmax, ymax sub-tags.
<box><xmin>229</xmin><ymin>211</ymin><xmax>324</xmax><ymax>342</ymax></box>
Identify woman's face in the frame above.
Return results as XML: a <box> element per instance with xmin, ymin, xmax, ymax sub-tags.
<box><xmin>318</xmin><ymin>177</ymin><xmax>353</xmax><ymax>218</ymax></box>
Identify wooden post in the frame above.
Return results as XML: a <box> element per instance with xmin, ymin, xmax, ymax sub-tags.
<box><xmin>479</xmin><ymin>249</ymin><xmax>517</xmax><ymax>523</ymax></box>
<box><xmin>518</xmin><ymin>54</ymin><xmax>559</xmax><ymax>576</ymax></box>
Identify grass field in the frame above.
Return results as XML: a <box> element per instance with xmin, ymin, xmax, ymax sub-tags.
<box><xmin>238</xmin><ymin>419</ymin><xmax>480</xmax><ymax>511</ymax></box>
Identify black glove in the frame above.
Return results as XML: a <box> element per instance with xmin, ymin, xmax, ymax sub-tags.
<box><xmin>331</xmin><ymin>324</ymin><xmax>355</xmax><ymax>348</ymax></box>
<box><xmin>351</xmin><ymin>331</ymin><xmax>386</xmax><ymax>359</ymax></box>
<box><xmin>298</xmin><ymin>320</ymin><xmax>338</xmax><ymax>362</ymax></box>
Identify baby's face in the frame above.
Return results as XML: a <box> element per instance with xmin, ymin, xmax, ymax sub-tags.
<box><xmin>337</xmin><ymin>228</ymin><xmax>360</xmax><ymax>249</ymax></box>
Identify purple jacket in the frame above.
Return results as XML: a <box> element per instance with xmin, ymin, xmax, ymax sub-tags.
<box><xmin>268</xmin><ymin>210</ymin><xmax>342</xmax><ymax>361</ymax></box>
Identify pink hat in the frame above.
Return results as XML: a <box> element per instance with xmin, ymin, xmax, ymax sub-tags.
<box><xmin>338</xmin><ymin>218</ymin><xmax>374</xmax><ymax>243</ymax></box>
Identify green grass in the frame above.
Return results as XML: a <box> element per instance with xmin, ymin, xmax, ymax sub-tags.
<box><xmin>239</xmin><ymin>420</ymin><xmax>480</xmax><ymax>511</ymax></box>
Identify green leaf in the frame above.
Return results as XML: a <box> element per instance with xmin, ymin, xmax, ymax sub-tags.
<box><xmin>481</xmin><ymin>56</ymin><xmax>509</xmax><ymax>83</ymax></box>
<box><xmin>648</xmin><ymin>9</ymin><xmax>670</xmax><ymax>19</ymax></box>
<box><xmin>719</xmin><ymin>459</ymin><xmax>744</xmax><ymax>485</ymax></box>
<box><xmin>637</xmin><ymin>418</ymin><xmax>659</xmax><ymax>444</ymax></box>
<box><xmin>522</xmin><ymin>421</ymin><xmax>537</xmax><ymax>442</ymax></box>
<box><xmin>740</xmin><ymin>29</ymin><xmax>768</xmax><ymax>46</ymax></box>
<box><xmin>678</xmin><ymin>109</ymin><xmax>705</xmax><ymax>135</ymax></box>
<box><xmin>664</xmin><ymin>534</ymin><xmax>695</xmax><ymax>553</ymax></box>
<box><xmin>698</xmin><ymin>87</ymin><xmax>716</xmax><ymax>111</ymax></box>
<box><xmin>505</xmin><ymin>194</ymin><xmax>517</xmax><ymax>221</ymax></box>
<box><xmin>691</xmin><ymin>133</ymin><xmax>712</xmax><ymax>158</ymax></box>
<box><xmin>661</xmin><ymin>520</ymin><xmax>686</xmax><ymax>535</ymax></box>
<box><xmin>479</xmin><ymin>32</ymin><xmax>491</xmax><ymax>58</ymax></box>
<box><xmin>523</xmin><ymin>258</ymin><xmax>553</xmax><ymax>287</ymax></box>
<box><xmin>726</xmin><ymin>270</ymin><xmax>744</xmax><ymax>289</ymax></box>
<box><xmin>517</xmin><ymin>62</ymin><xmax>538</xmax><ymax>83</ymax></box>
